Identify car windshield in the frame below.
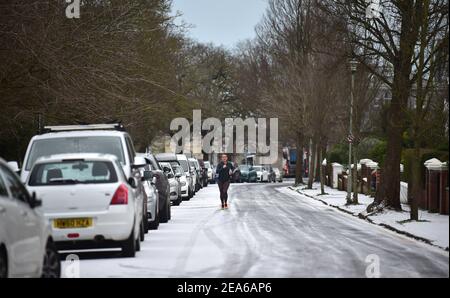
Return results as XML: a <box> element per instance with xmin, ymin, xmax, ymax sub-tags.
<box><xmin>239</xmin><ymin>165</ymin><xmax>250</xmax><ymax>170</ymax></box>
<box><xmin>26</xmin><ymin>136</ymin><xmax>125</xmax><ymax>170</ymax></box>
<box><xmin>253</xmin><ymin>166</ymin><xmax>263</xmax><ymax>171</ymax></box>
<box><xmin>189</xmin><ymin>160</ymin><xmax>199</xmax><ymax>169</ymax></box>
<box><xmin>28</xmin><ymin>160</ymin><xmax>118</xmax><ymax>186</ymax></box>
<box><xmin>178</xmin><ymin>159</ymin><xmax>189</xmax><ymax>172</ymax></box>
<box><xmin>169</xmin><ymin>161</ymin><xmax>181</xmax><ymax>169</ymax></box>
<box><xmin>173</xmin><ymin>166</ymin><xmax>183</xmax><ymax>175</ymax></box>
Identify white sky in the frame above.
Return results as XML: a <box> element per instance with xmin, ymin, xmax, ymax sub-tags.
<box><xmin>172</xmin><ymin>0</ymin><xmax>268</xmax><ymax>49</ymax></box>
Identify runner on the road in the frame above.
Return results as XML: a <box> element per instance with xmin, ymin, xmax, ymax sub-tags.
<box><xmin>216</xmin><ymin>154</ymin><xmax>234</xmax><ymax>209</ymax></box>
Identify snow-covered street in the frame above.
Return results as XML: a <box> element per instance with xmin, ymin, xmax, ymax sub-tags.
<box><xmin>62</xmin><ymin>182</ymin><xmax>449</xmax><ymax>278</ymax></box>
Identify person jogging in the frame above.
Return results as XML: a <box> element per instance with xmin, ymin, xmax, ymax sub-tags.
<box><xmin>216</xmin><ymin>154</ymin><xmax>234</xmax><ymax>209</ymax></box>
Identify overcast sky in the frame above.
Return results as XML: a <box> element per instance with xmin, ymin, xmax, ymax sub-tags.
<box><xmin>172</xmin><ymin>0</ymin><xmax>268</xmax><ymax>49</ymax></box>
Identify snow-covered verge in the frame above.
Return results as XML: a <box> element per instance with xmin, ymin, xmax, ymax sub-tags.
<box><xmin>289</xmin><ymin>183</ymin><xmax>449</xmax><ymax>251</ymax></box>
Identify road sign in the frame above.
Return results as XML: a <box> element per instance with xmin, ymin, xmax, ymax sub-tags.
<box><xmin>347</xmin><ymin>134</ymin><xmax>355</xmax><ymax>143</ymax></box>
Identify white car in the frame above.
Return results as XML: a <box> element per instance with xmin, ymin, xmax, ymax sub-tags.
<box><xmin>188</xmin><ymin>158</ymin><xmax>201</xmax><ymax>191</ymax></box>
<box><xmin>15</xmin><ymin>124</ymin><xmax>149</xmax><ymax>237</ymax></box>
<box><xmin>176</xmin><ymin>154</ymin><xmax>194</xmax><ymax>198</ymax></box>
<box><xmin>159</xmin><ymin>162</ymin><xmax>182</xmax><ymax>206</ymax></box>
<box><xmin>172</xmin><ymin>165</ymin><xmax>189</xmax><ymax>200</ymax></box>
<box><xmin>0</xmin><ymin>158</ymin><xmax>60</xmax><ymax>278</ymax></box>
<box><xmin>26</xmin><ymin>154</ymin><xmax>144</xmax><ymax>258</ymax></box>
<box><xmin>253</xmin><ymin>165</ymin><xmax>269</xmax><ymax>182</ymax></box>
<box><xmin>273</xmin><ymin>168</ymin><xmax>283</xmax><ymax>182</ymax></box>
<box><xmin>204</xmin><ymin>161</ymin><xmax>213</xmax><ymax>183</ymax></box>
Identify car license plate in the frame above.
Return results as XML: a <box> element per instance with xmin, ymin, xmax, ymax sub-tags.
<box><xmin>53</xmin><ymin>218</ymin><xmax>93</xmax><ymax>229</ymax></box>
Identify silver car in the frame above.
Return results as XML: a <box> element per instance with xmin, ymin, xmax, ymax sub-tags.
<box><xmin>159</xmin><ymin>162</ymin><xmax>182</xmax><ymax>206</ymax></box>
<box><xmin>273</xmin><ymin>168</ymin><xmax>283</xmax><ymax>182</ymax></box>
<box><xmin>140</xmin><ymin>166</ymin><xmax>160</xmax><ymax>230</ymax></box>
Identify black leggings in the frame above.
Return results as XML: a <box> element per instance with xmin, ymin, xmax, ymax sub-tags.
<box><xmin>218</xmin><ymin>181</ymin><xmax>230</xmax><ymax>204</ymax></box>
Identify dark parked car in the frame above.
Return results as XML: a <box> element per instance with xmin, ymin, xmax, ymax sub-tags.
<box><xmin>198</xmin><ymin>160</ymin><xmax>209</xmax><ymax>187</ymax></box>
<box><xmin>231</xmin><ymin>164</ymin><xmax>241</xmax><ymax>183</ymax></box>
<box><xmin>138</xmin><ymin>153</ymin><xmax>171</xmax><ymax>224</ymax></box>
<box><xmin>238</xmin><ymin>165</ymin><xmax>257</xmax><ymax>183</ymax></box>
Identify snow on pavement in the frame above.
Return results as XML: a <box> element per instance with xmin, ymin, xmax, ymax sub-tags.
<box><xmin>291</xmin><ymin>183</ymin><xmax>449</xmax><ymax>249</ymax></box>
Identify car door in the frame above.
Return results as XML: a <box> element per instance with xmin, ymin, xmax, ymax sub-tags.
<box><xmin>0</xmin><ymin>164</ymin><xmax>42</xmax><ymax>277</ymax></box>
<box><xmin>124</xmin><ymin>137</ymin><xmax>144</xmax><ymax>224</ymax></box>
<box><xmin>0</xmin><ymin>170</ymin><xmax>17</xmax><ymax>277</ymax></box>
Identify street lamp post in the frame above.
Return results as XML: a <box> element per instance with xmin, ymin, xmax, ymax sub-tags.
<box><xmin>346</xmin><ymin>59</ymin><xmax>358</xmax><ymax>204</ymax></box>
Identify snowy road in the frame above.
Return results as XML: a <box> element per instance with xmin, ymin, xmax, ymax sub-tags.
<box><xmin>62</xmin><ymin>182</ymin><xmax>449</xmax><ymax>278</ymax></box>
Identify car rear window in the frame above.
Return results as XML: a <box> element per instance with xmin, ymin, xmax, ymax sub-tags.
<box><xmin>28</xmin><ymin>160</ymin><xmax>118</xmax><ymax>186</ymax></box>
<box><xmin>26</xmin><ymin>136</ymin><xmax>125</xmax><ymax>170</ymax></box>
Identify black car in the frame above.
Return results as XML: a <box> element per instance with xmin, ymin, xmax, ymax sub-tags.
<box><xmin>232</xmin><ymin>164</ymin><xmax>241</xmax><ymax>183</ymax></box>
<box><xmin>198</xmin><ymin>160</ymin><xmax>209</xmax><ymax>187</ymax></box>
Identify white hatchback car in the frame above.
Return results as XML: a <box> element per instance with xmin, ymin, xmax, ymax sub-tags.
<box><xmin>0</xmin><ymin>158</ymin><xmax>60</xmax><ymax>278</ymax></box>
<box><xmin>26</xmin><ymin>154</ymin><xmax>143</xmax><ymax>258</ymax></box>
<box><xmin>253</xmin><ymin>165</ymin><xmax>269</xmax><ymax>182</ymax></box>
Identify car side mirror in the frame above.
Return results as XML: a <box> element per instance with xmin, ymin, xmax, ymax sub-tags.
<box><xmin>132</xmin><ymin>156</ymin><xmax>146</xmax><ymax>169</ymax></box>
<box><xmin>167</xmin><ymin>173</ymin><xmax>174</xmax><ymax>179</ymax></box>
<box><xmin>29</xmin><ymin>192</ymin><xmax>42</xmax><ymax>209</ymax></box>
<box><xmin>128</xmin><ymin>177</ymin><xmax>139</xmax><ymax>188</ymax></box>
<box><xmin>7</xmin><ymin>161</ymin><xmax>20</xmax><ymax>174</ymax></box>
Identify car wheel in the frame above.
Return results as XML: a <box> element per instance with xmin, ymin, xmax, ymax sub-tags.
<box><xmin>143</xmin><ymin>212</ymin><xmax>149</xmax><ymax>234</ymax></box>
<box><xmin>168</xmin><ymin>202</ymin><xmax>172</xmax><ymax>220</ymax></box>
<box><xmin>41</xmin><ymin>240</ymin><xmax>61</xmax><ymax>278</ymax></box>
<box><xmin>139</xmin><ymin>220</ymin><xmax>145</xmax><ymax>242</ymax></box>
<box><xmin>0</xmin><ymin>247</ymin><xmax>8</xmax><ymax>278</ymax></box>
<box><xmin>160</xmin><ymin>198</ymin><xmax>169</xmax><ymax>223</ymax></box>
<box><xmin>121</xmin><ymin>228</ymin><xmax>136</xmax><ymax>258</ymax></box>
<box><xmin>149</xmin><ymin>211</ymin><xmax>160</xmax><ymax>230</ymax></box>
<box><xmin>136</xmin><ymin>235</ymin><xmax>141</xmax><ymax>252</ymax></box>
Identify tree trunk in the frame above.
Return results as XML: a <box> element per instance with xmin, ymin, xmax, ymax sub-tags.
<box><xmin>374</xmin><ymin>2</ymin><xmax>418</xmax><ymax>211</ymax></box>
<box><xmin>374</xmin><ymin>91</ymin><xmax>404</xmax><ymax>210</ymax></box>
<box><xmin>307</xmin><ymin>139</ymin><xmax>315</xmax><ymax>189</ymax></box>
<box><xmin>295</xmin><ymin>133</ymin><xmax>304</xmax><ymax>185</ymax></box>
<box><xmin>315</xmin><ymin>143</ymin><xmax>321</xmax><ymax>182</ymax></box>
<box><xmin>313</xmin><ymin>143</ymin><xmax>319</xmax><ymax>184</ymax></box>
<box><xmin>320</xmin><ymin>147</ymin><xmax>326</xmax><ymax>195</ymax></box>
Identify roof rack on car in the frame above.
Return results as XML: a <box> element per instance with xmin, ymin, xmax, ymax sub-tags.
<box><xmin>42</xmin><ymin>123</ymin><xmax>126</xmax><ymax>133</ymax></box>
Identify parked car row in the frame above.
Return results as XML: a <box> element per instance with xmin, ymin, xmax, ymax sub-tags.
<box><xmin>0</xmin><ymin>123</ymin><xmax>209</xmax><ymax>278</ymax></box>
<box><xmin>204</xmin><ymin>161</ymin><xmax>284</xmax><ymax>184</ymax></box>
<box><xmin>236</xmin><ymin>164</ymin><xmax>283</xmax><ymax>183</ymax></box>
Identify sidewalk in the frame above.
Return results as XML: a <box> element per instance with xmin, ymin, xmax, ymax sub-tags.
<box><xmin>289</xmin><ymin>183</ymin><xmax>449</xmax><ymax>251</ymax></box>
